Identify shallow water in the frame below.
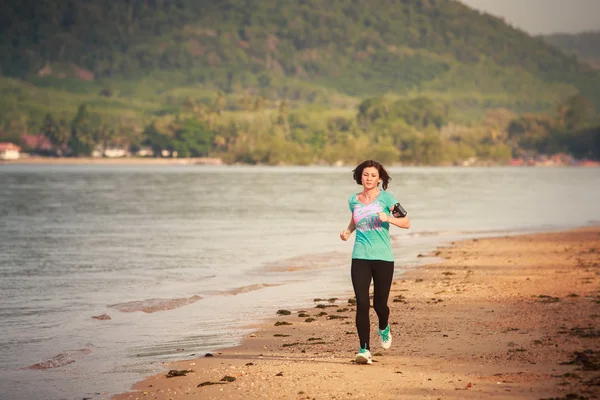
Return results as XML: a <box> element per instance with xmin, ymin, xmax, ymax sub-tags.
<box><xmin>0</xmin><ymin>165</ymin><xmax>598</xmax><ymax>399</ymax></box>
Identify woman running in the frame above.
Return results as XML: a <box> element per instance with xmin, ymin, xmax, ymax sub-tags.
<box><xmin>340</xmin><ymin>159</ymin><xmax>411</xmax><ymax>364</ymax></box>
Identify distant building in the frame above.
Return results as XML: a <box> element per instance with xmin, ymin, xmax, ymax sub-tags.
<box><xmin>92</xmin><ymin>147</ymin><xmax>130</xmax><ymax>158</ymax></box>
<box><xmin>136</xmin><ymin>147</ymin><xmax>154</xmax><ymax>157</ymax></box>
<box><xmin>0</xmin><ymin>143</ymin><xmax>22</xmax><ymax>160</ymax></box>
<box><xmin>91</xmin><ymin>149</ymin><xmax>103</xmax><ymax>158</ymax></box>
<box><xmin>103</xmin><ymin>148</ymin><xmax>129</xmax><ymax>158</ymax></box>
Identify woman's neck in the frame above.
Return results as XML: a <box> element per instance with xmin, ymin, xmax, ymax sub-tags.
<box><xmin>362</xmin><ymin>188</ymin><xmax>380</xmax><ymax>201</ymax></box>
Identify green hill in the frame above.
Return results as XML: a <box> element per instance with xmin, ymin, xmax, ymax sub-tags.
<box><xmin>1</xmin><ymin>0</ymin><xmax>599</xmax><ymax>164</ymax></box>
<box><xmin>541</xmin><ymin>31</ymin><xmax>600</xmax><ymax>70</ymax></box>
<box><xmin>3</xmin><ymin>0</ymin><xmax>600</xmax><ymax>108</ymax></box>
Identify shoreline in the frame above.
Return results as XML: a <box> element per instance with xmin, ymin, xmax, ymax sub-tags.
<box><xmin>3</xmin><ymin>156</ymin><xmax>600</xmax><ymax>167</ymax></box>
<box><xmin>1</xmin><ymin>156</ymin><xmax>223</xmax><ymax>165</ymax></box>
<box><xmin>112</xmin><ymin>226</ymin><xmax>600</xmax><ymax>400</ymax></box>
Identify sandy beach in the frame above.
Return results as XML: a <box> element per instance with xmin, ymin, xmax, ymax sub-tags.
<box><xmin>113</xmin><ymin>227</ymin><xmax>600</xmax><ymax>400</ymax></box>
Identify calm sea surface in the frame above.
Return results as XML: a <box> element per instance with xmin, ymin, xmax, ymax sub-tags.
<box><xmin>1</xmin><ymin>165</ymin><xmax>599</xmax><ymax>400</ymax></box>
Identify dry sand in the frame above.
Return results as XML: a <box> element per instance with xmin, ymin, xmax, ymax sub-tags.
<box><xmin>113</xmin><ymin>227</ymin><xmax>600</xmax><ymax>400</ymax></box>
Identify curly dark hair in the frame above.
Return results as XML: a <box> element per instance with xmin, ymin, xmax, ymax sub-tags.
<box><xmin>352</xmin><ymin>159</ymin><xmax>391</xmax><ymax>190</ymax></box>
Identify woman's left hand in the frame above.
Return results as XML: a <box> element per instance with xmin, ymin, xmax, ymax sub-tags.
<box><xmin>377</xmin><ymin>212</ymin><xmax>389</xmax><ymax>222</ymax></box>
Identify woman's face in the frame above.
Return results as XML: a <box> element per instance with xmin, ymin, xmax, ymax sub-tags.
<box><xmin>361</xmin><ymin>166</ymin><xmax>380</xmax><ymax>190</ymax></box>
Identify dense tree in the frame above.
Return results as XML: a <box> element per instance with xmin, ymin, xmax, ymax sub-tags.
<box><xmin>2</xmin><ymin>1</ymin><xmax>600</xmax><ymax>164</ymax></box>
<box><xmin>560</xmin><ymin>95</ymin><xmax>595</xmax><ymax>131</ymax></box>
<box><xmin>41</xmin><ymin>114</ymin><xmax>60</xmax><ymax>146</ymax></box>
<box><xmin>142</xmin><ymin>122</ymin><xmax>173</xmax><ymax>156</ymax></box>
<box><xmin>541</xmin><ymin>31</ymin><xmax>600</xmax><ymax>69</ymax></box>
<box><xmin>173</xmin><ymin>118</ymin><xmax>215</xmax><ymax>157</ymax></box>
<box><xmin>2</xmin><ymin>0</ymin><xmax>599</xmax><ymax>110</ymax></box>
<box><xmin>69</xmin><ymin>104</ymin><xmax>96</xmax><ymax>156</ymax></box>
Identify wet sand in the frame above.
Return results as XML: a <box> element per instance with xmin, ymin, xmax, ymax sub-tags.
<box><xmin>113</xmin><ymin>227</ymin><xmax>600</xmax><ymax>400</ymax></box>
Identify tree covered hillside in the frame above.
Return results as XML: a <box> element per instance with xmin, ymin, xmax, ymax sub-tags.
<box><xmin>1</xmin><ymin>0</ymin><xmax>599</xmax><ymax>164</ymax></box>
<box><xmin>541</xmin><ymin>31</ymin><xmax>600</xmax><ymax>70</ymax></box>
<box><xmin>2</xmin><ymin>0</ymin><xmax>599</xmax><ymax>108</ymax></box>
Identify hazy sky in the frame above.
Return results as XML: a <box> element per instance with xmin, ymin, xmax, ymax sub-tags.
<box><xmin>459</xmin><ymin>0</ymin><xmax>600</xmax><ymax>35</ymax></box>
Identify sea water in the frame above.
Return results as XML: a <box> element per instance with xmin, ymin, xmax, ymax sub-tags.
<box><xmin>0</xmin><ymin>165</ymin><xmax>599</xmax><ymax>400</ymax></box>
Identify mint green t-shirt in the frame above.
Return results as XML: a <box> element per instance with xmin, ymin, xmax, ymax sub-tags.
<box><xmin>348</xmin><ymin>190</ymin><xmax>398</xmax><ymax>262</ymax></box>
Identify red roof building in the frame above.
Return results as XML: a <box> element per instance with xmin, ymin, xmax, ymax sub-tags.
<box><xmin>0</xmin><ymin>142</ymin><xmax>22</xmax><ymax>160</ymax></box>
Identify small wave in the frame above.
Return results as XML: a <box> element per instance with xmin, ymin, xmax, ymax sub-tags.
<box><xmin>403</xmin><ymin>228</ymin><xmax>526</xmax><ymax>238</ymax></box>
<box><xmin>404</xmin><ymin>230</ymin><xmax>475</xmax><ymax>238</ymax></box>
<box><xmin>263</xmin><ymin>251</ymin><xmax>346</xmax><ymax>272</ymax></box>
<box><xmin>108</xmin><ymin>295</ymin><xmax>202</xmax><ymax>313</ymax></box>
<box><xmin>26</xmin><ymin>348</ymin><xmax>92</xmax><ymax>370</ymax></box>
<box><xmin>220</xmin><ymin>283</ymin><xmax>280</xmax><ymax>296</ymax></box>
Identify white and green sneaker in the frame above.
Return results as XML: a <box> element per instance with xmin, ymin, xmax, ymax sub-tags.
<box><xmin>355</xmin><ymin>347</ymin><xmax>372</xmax><ymax>364</ymax></box>
<box><xmin>378</xmin><ymin>325</ymin><xmax>392</xmax><ymax>349</ymax></box>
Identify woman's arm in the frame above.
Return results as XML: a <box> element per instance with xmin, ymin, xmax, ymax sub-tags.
<box><xmin>340</xmin><ymin>215</ymin><xmax>356</xmax><ymax>241</ymax></box>
<box><xmin>377</xmin><ymin>212</ymin><xmax>411</xmax><ymax>229</ymax></box>
<box><xmin>388</xmin><ymin>215</ymin><xmax>411</xmax><ymax>229</ymax></box>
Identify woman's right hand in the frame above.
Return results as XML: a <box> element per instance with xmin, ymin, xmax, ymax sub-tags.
<box><xmin>340</xmin><ymin>229</ymin><xmax>351</xmax><ymax>241</ymax></box>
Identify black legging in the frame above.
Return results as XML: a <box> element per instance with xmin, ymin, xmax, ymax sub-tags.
<box><xmin>351</xmin><ymin>258</ymin><xmax>395</xmax><ymax>350</ymax></box>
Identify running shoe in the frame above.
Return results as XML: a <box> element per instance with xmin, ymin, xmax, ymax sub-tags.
<box><xmin>378</xmin><ymin>325</ymin><xmax>392</xmax><ymax>349</ymax></box>
<box><xmin>355</xmin><ymin>347</ymin><xmax>372</xmax><ymax>364</ymax></box>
